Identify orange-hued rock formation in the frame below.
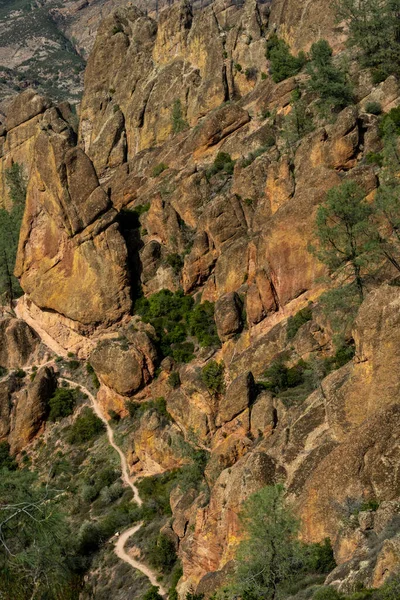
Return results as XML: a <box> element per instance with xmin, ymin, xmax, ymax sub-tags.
<box><xmin>2</xmin><ymin>0</ymin><xmax>400</xmax><ymax>597</ymax></box>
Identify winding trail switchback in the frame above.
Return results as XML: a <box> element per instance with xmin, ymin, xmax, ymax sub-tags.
<box><xmin>60</xmin><ymin>377</ymin><xmax>167</xmax><ymax>596</ymax></box>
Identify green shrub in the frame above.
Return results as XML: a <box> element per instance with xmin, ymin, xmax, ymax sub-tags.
<box><xmin>108</xmin><ymin>409</ymin><xmax>121</xmax><ymax>423</ymax></box>
<box><xmin>166</xmin><ymin>253</ymin><xmax>184</xmax><ymax>275</ymax></box>
<box><xmin>261</xmin><ymin>357</ymin><xmax>317</xmax><ymax>406</ymax></box>
<box><xmin>286</xmin><ymin>305</ymin><xmax>313</xmax><ymax>341</ymax></box>
<box><xmin>365</xmin><ymin>151</ymin><xmax>383</xmax><ymax>166</ymax></box>
<box><xmin>169</xmin><ymin>371</ymin><xmax>181</xmax><ymax>389</ymax></box>
<box><xmin>113</xmin><ymin>104</ymin><xmax>120</xmax><ymax>113</ymax></box>
<box><xmin>126</xmin><ymin>397</ymin><xmax>172</xmax><ymax>424</ymax></box>
<box><xmin>175</xmin><ymin>439</ymin><xmax>208</xmax><ymax>493</ymax></box>
<box><xmin>169</xmin><ymin>563</ymin><xmax>183</xmax><ymax>600</ymax></box>
<box><xmin>187</xmin><ymin>300</ymin><xmax>219</xmax><ymax>347</ymax></box>
<box><xmin>0</xmin><ymin>366</ymin><xmax>7</xmax><ymax>377</ymax></box>
<box><xmin>148</xmin><ymin>533</ymin><xmax>177</xmax><ymax>572</ymax></box>
<box><xmin>261</xmin><ymin>71</ymin><xmax>267</xmax><ymax>80</ymax></box>
<box><xmin>172</xmin><ymin>341</ymin><xmax>195</xmax><ymax>363</ymax></box>
<box><xmin>308</xmin><ymin>538</ymin><xmax>336</xmax><ymax>574</ymax></box>
<box><xmin>234</xmin><ymin>63</ymin><xmax>242</xmax><ymax>72</ymax></box>
<box><xmin>135</xmin><ymin>289</ymin><xmax>217</xmax><ymax>361</ymax></box>
<box><xmin>142</xmin><ymin>586</ymin><xmax>164</xmax><ymax>600</ymax></box>
<box><xmin>48</xmin><ymin>388</ymin><xmax>76</xmax><ymax>421</ymax></box>
<box><xmin>67</xmin><ymin>407</ymin><xmax>105</xmax><ymax>444</ymax></box>
<box><xmin>67</xmin><ymin>360</ymin><xmax>80</xmax><ymax>371</ymax></box>
<box><xmin>365</xmin><ymin>101</ymin><xmax>382</xmax><ymax>115</ymax></box>
<box><xmin>152</xmin><ymin>163</ymin><xmax>168</xmax><ymax>178</ymax></box>
<box><xmin>266</xmin><ymin>34</ymin><xmax>307</xmax><ymax>83</ymax></box>
<box><xmin>376</xmin><ymin>575</ymin><xmax>400</xmax><ymax>599</ymax></box>
<box><xmin>207</xmin><ymin>152</ymin><xmax>235</xmax><ymax>178</ymax></box>
<box><xmin>171</xmin><ymin>99</ymin><xmax>188</xmax><ymax>134</ymax></box>
<box><xmin>77</xmin><ymin>521</ymin><xmax>102</xmax><ymax>555</ymax></box>
<box><xmin>360</xmin><ymin>499</ymin><xmax>379</xmax><ymax>512</ymax></box>
<box><xmin>137</xmin><ymin>470</ymin><xmax>178</xmax><ymax>518</ymax></box>
<box><xmin>14</xmin><ymin>368</ymin><xmax>26</xmax><ymax>379</ymax></box>
<box><xmin>0</xmin><ymin>441</ymin><xmax>17</xmax><ymax>470</ymax></box>
<box><xmin>380</xmin><ymin>106</ymin><xmax>400</xmax><ymax>135</ymax></box>
<box><xmin>313</xmin><ymin>588</ymin><xmax>342</xmax><ymax>600</ymax></box>
<box><xmin>323</xmin><ymin>343</ymin><xmax>355</xmax><ymax>373</ymax></box>
<box><xmin>201</xmin><ymin>360</ymin><xmax>225</xmax><ymax>395</ymax></box>
<box><xmin>86</xmin><ymin>362</ymin><xmax>100</xmax><ymax>389</ymax></box>
<box><xmin>245</xmin><ymin>67</ymin><xmax>258</xmax><ymax>80</ymax></box>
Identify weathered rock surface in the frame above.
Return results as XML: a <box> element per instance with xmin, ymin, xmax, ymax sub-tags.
<box><xmin>5</xmin><ymin>2</ymin><xmax>400</xmax><ymax>597</ymax></box>
<box><xmin>11</xmin><ymin>92</ymin><xmax>131</xmax><ymax>328</ymax></box>
<box><xmin>9</xmin><ymin>367</ymin><xmax>57</xmax><ymax>454</ymax></box>
<box><xmin>0</xmin><ymin>318</ymin><xmax>39</xmax><ymax>369</ymax></box>
<box><xmin>90</xmin><ymin>332</ymin><xmax>157</xmax><ymax>396</ymax></box>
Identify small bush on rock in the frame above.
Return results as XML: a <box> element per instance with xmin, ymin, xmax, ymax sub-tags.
<box><xmin>286</xmin><ymin>304</ymin><xmax>313</xmax><ymax>341</ymax></box>
<box><xmin>365</xmin><ymin>101</ymin><xmax>382</xmax><ymax>115</ymax></box>
<box><xmin>201</xmin><ymin>360</ymin><xmax>225</xmax><ymax>395</ymax></box>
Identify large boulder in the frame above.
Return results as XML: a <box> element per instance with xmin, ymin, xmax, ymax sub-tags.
<box><xmin>90</xmin><ymin>332</ymin><xmax>157</xmax><ymax>396</ymax></box>
<box><xmin>216</xmin><ymin>371</ymin><xmax>256</xmax><ymax>426</ymax></box>
<box><xmin>0</xmin><ymin>318</ymin><xmax>38</xmax><ymax>369</ymax></box>
<box><xmin>215</xmin><ymin>292</ymin><xmax>243</xmax><ymax>342</ymax></box>
<box><xmin>14</xmin><ymin>122</ymin><xmax>131</xmax><ymax>328</ymax></box>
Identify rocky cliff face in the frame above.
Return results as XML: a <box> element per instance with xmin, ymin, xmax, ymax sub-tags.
<box><xmin>2</xmin><ymin>0</ymin><xmax>400</xmax><ymax>598</ymax></box>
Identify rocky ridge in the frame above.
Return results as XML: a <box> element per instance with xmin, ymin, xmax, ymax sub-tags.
<box><xmin>1</xmin><ymin>0</ymin><xmax>400</xmax><ymax>598</ymax></box>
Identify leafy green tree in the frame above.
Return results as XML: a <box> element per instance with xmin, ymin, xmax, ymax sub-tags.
<box><xmin>266</xmin><ymin>34</ymin><xmax>307</xmax><ymax>83</ymax></box>
<box><xmin>335</xmin><ymin>0</ymin><xmax>400</xmax><ymax>83</ymax></box>
<box><xmin>229</xmin><ymin>484</ymin><xmax>307</xmax><ymax>600</ymax></box>
<box><xmin>0</xmin><ymin>469</ymin><xmax>80</xmax><ymax>599</ymax></box>
<box><xmin>306</xmin><ymin>40</ymin><xmax>353</xmax><ymax>112</ymax></box>
<box><xmin>310</xmin><ymin>180</ymin><xmax>375</xmax><ymax>302</ymax></box>
<box><xmin>0</xmin><ymin>163</ymin><xmax>27</xmax><ymax>308</ymax></box>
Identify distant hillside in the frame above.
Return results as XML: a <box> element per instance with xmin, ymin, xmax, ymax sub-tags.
<box><xmin>0</xmin><ymin>0</ymin><xmax>217</xmax><ymax>114</ymax></box>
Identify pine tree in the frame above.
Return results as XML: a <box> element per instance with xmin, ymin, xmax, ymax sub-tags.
<box><xmin>310</xmin><ymin>180</ymin><xmax>375</xmax><ymax>302</ymax></box>
<box><xmin>306</xmin><ymin>40</ymin><xmax>353</xmax><ymax>113</ymax></box>
<box><xmin>266</xmin><ymin>34</ymin><xmax>307</xmax><ymax>83</ymax></box>
<box><xmin>372</xmin><ymin>119</ymin><xmax>400</xmax><ymax>272</ymax></box>
<box><xmin>335</xmin><ymin>0</ymin><xmax>400</xmax><ymax>83</ymax></box>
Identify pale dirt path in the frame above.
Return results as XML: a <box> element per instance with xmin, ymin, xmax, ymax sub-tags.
<box><xmin>15</xmin><ymin>301</ymin><xmax>69</xmax><ymax>358</ymax></box>
<box><xmin>60</xmin><ymin>377</ymin><xmax>167</xmax><ymax>596</ymax></box>
<box><xmin>13</xmin><ymin>301</ymin><xmax>167</xmax><ymax>595</ymax></box>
